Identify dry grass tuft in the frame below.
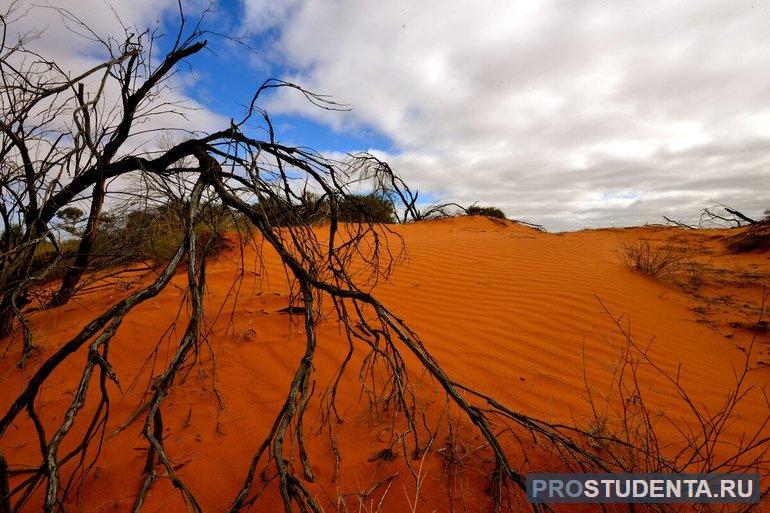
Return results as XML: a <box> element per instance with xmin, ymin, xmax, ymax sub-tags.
<box><xmin>622</xmin><ymin>239</ymin><xmax>716</xmax><ymax>295</ymax></box>
<box><xmin>621</xmin><ymin>239</ymin><xmax>685</xmax><ymax>279</ymax></box>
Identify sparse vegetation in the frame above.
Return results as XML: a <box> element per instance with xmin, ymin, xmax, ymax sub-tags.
<box><xmin>580</xmin><ymin>300</ymin><xmax>770</xmax><ymax>506</ymax></box>
<box><xmin>621</xmin><ymin>238</ymin><xmax>716</xmax><ymax>294</ymax></box>
<box><xmin>254</xmin><ymin>192</ymin><xmax>396</xmax><ymax>226</ymax></box>
<box><xmin>621</xmin><ymin>238</ymin><xmax>685</xmax><ymax>279</ymax></box>
<box><xmin>725</xmin><ymin>220</ymin><xmax>770</xmax><ymax>253</ymax></box>
<box><xmin>336</xmin><ymin>193</ymin><xmax>396</xmax><ymax>224</ymax></box>
<box><xmin>730</xmin><ymin>320</ymin><xmax>769</xmax><ymax>333</ymax></box>
<box><xmin>2</xmin><ymin>3</ymin><xmax>768</xmax><ymax>513</ymax></box>
<box><xmin>465</xmin><ymin>204</ymin><xmax>507</xmax><ymax>219</ymax></box>
<box><xmin>26</xmin><ymin>202</ymin><xmax>233</xmax><ymax>293</ymax></box>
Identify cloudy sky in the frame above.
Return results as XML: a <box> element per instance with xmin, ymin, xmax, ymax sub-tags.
<box><xmin>16</xmin><ymin>0</ymin><xmax>770</xmax><ymax>230</ymax></box>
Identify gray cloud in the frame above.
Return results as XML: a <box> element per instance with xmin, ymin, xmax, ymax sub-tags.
<box><xmin>243</xmin><ymin>0</ymin><xmax>770</xmax><ymax>230</ymax></box>
<box><xmin>7</xmin><ymin>0</ymin><xmax>225</xmax><ymax>144</ymax></box>
<box><xmin>4</xmin><ymin>0</ymin><xmax>227</xmax><ymax>209</ymax></box>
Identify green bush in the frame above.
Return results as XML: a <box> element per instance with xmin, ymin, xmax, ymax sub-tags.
<box><xmin>0</xmin><ymin>224</ymin><xmax>24</xmax><ymax>251</ymax></box>
<box><xmin>254</xmin><ymin>194</ymin><xmax>326</xmax><ymax>227</ymax></box>
<box><xmin>13</xmin><ymin>191</ymin><xmax>396</xmax><ymax>287</ymax></box>
<box><xmin>465</xmin><ymin>204</ymin><xmax>506</xmax><ymax>219</ymax></box>
<box><xmin>114</xmin><ymin>203</ymin><xmax>232</xmax><ymax>266</ymax></box>
<box><xmin>335</xmin><ymin>193</ymin><xmax>396</xmax><ymax>224</ymax></box>
<box><xmin>254</xmin><ymin>192</ymin><xmax>396</xmax><ymax>225</ymax></box>
<box><xmin>29</xmin><ymin>239</ymin><xmax>79</xmax><ymax>281</ymax></box>
<box><xmin>27</xmin><ymin>203</ymin><xmax>234</xmax><ymax>279</ymax></box>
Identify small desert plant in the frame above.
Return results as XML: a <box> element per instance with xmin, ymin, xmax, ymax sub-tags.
<box><xmin>579</xmin><ymin>300</ymin><xmax>770</xmax><ymax>508</ymax></box>
<box><xmin>621</xmin><ymin>239</ymin><xmax>684</xmax><ymax>279</ymax></box>
<box><xmin>465</xmin><ymin>204</ymin><xmax>506</xmax><ymax>219</ymax></box>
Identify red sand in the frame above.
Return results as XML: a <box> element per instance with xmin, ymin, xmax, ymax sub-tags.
<box><xmin>1</xmin><ymin>216</ymin><xmax>768</xmax><ymax>512</ymax></box>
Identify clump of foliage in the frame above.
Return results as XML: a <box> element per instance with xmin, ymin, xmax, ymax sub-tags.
<box><xmin>0</xmin><ymin>224</ymin><xmax>23</xmax><ymax>252</ymax></box>
<box><xmin>336</xmin><ymin>193</ymin><xmax>396</xmax><ymax>224</ymax></box>
<box><xmin>256</xmin><ymin>192</ymin><xmax>396</xmax><ymax>226</ymax></box>
<box><xmin>254</xmin><ymin>193</ymin><xmax>325</xmax><ymax>227</ymax></box>
<box><xmin>465</xmin><ymin>204</ymin><xmax>506</xmax><ymax>219</ymax></box>
<box><xmin>56</xmin><ymin>207</ymin><xmax>85</xmax><ymax>236</ymax></box>
<box><xmin>120</xmin><ymin>203</ymin><xmax>232</xmax><ymax>266</ymax></box>
<box><xmin>28</xmin><ymin>202</ymin><xmax>233</xmax><ymax>286</ymax></box>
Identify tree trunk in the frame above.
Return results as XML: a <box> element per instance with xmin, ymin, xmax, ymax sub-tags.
<box><xmin>49</xmin><ymin>179</ymin><xmax>106</xmax><ymax>307</ymax></box>
<box><xmin>0</xmin><ymin>306</ymin><xmax>13</xmax><ymax>341</ymax></box>
<box><xmin>0</xmin><ymin>453</ymin><xmax>9</xmax><ymax>513</ymax></box>
<box><xmin>724</xmin><ymin>207</ymin><xmax>756</xmax><ymax>225</ymax></box>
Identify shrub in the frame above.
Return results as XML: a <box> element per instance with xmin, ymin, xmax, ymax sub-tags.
<box><xmin>117</xmin><ymin>204</ymin><xmax>232</xmax><ymax>266</ymax></box>
<box><xmin>335</xmin><ymin>193</ymin><xmax>396</xmax><ymax>224</ymax></box>
<box><xmin>465</xmin><ymin>204</ymin><xmax>506</xmax><ymax>219</ymax></box>
<box><xmin>197</xmin><ymin>229</ymin><xmax>233</xmax><ymax>258</ymax></box>
<box><xmin>621</xmin><ymin>239</ymin><xmax>684</xmax><ymax>279</ymax></box>
<box><xmin>30</xmin><ymin>202</ymin><xmax>235</xmax><ymax>279</ymax></box>
<box><xmin>28</xmin><ymin>239</ymin><xmax>79</xmax><ymax>282</ymax></box>
<box><xmin>254</xmin><ymin>194</ymin><xmax>325</xmax><ymax>227</ymax></box>
<box><xmin>0</xmin><ymin>224</ymin><xmax>23</xmax><ymax>250</ymax></box>
<box><xmin>254</xmin><ymin>192</ymin><xmax>396</xmax><ymax>225</ymax></box>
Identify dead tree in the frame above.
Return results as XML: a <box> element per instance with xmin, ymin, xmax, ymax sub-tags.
<box><xmin>0</xmin><ymin>1</ymin><xmax>209</xmax><ymax>337</ymax></box>
<box><xmin>0</xmin><ymin>3</ymin><xmax>767</xmax><ymax>513</ymax></box>
<box><xmin>701</xmin><ymin>204</ymin><xmax>757</xmax><ymax>227</ymax></box>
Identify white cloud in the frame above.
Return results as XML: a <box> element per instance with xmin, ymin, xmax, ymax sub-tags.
<box><xmin>242</xmin><ymin>0</ymin><xmax>770</xmax><ymax>230</ymax></box>
<box><xmin>7</xmin><ymin>0</ymin><xmax>226</xmax><ymax>145</ymax></box>
<box><xmin>3</xmin><ymin>0</ymin><xmax>228</xmax><ymax>207</ymax></box>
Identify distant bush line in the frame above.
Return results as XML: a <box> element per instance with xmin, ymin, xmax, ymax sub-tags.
<box><xmin>465</xmin><ymin>204</ymin><xmax>507</xmax><ymax>219</ymax></box>
<box><xmin>1</xmin><ymin>193</ymin><xmax>400</xmax><ymax>285</ymax></box>
<box><xmin>2</xmin><ymin>194</ymin><xmax>518</xmax><ymax>287</ymax></box>
<box><xmin>257</xmin><ymin>192</ymin><xmax>397</xmax><ymax>226</ymax></box>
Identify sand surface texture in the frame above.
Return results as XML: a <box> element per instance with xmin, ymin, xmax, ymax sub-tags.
<box><xmin>2</xmin><ymin>216</ymin><xmax>768</xmax><ymax>512</ymax></box>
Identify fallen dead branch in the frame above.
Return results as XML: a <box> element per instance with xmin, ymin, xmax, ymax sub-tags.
<box><xmin>0</xmin><ymin>4</ymin><xmax>767</xmax><ymax>513</ymax></box>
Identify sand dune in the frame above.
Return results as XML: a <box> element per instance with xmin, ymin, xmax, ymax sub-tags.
<box><xmin>2</xmin><ymin>216</ymin><xmax>768</xmax><ymax>512</ymax></box>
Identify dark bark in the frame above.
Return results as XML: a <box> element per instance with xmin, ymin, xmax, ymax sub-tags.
<box><xmin>48</xmin><ymin>178</ymin><xmax>105</xmax><ymax>307</ymax></box>
<box><xmin>0</xmin><ymin>37</ymin><xmax>210</xmax><ymax>335</ymax></box>
<box><xmin>0</xmin><ymin>453</ymin><xmax>9</xmax><ymax>513</ymax></box>
<box><xmin>724</xmin><ymin>206</ymin><xmax>757</xmax><ymax>225</ymax></box>
<box><xmin>0</xmin><ymin>245</ymin><xmax>35</xmax><ymax>340</ymax></box>
<box><xmin>0</xmin><ymin>306</ymin><xmax>12</xmax><ymax>342</ymax></box>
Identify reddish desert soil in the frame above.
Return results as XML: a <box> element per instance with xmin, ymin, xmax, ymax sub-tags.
<box><xmin>1</xmin><ymin>216</ymin><xmax>769</xmax><ymax>512</ymax></box>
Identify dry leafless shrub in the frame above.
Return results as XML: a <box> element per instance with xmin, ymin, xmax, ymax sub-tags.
<box><xmin>574</xmin><ymin>298</ymin><xmax>770</xmax><ymax>512</ymax></box>
<box><xmin>725</xmin><ymin>221</ymin><xmax>770</xmax><ymax>253</ymax></box>
<box><xmin>622</xmin><ymin>239</ymin><xmax>688</xmax><ymax>279</ymax></box>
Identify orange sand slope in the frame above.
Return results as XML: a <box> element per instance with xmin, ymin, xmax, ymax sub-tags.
<box><xmin>2</xmin><ymin>216</ymin><xmax>769</xmax><ymax>512</ymax></box>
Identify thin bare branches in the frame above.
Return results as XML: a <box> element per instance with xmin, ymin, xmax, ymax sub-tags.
<box><xmin>1</xmin><ymin>4</ymin><xmax>767</xmax><ymax>513</ymax></box>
